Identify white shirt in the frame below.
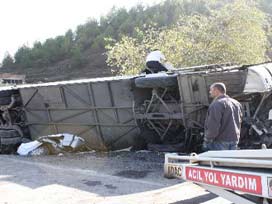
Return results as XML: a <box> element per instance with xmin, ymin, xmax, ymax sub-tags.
<box><xmin>146</xmin><ymin>51</ymin><xmax>166</xmax><ymax>63</ymax></box>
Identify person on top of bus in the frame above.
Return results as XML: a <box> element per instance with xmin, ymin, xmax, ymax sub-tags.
<box><xmin>143</xmin><ymin>49</ymin><xmax>168</xmax><ymax>74</ymax></box>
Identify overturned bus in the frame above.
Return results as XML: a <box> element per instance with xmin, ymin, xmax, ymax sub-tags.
<box><xmin>0</xmin><ymin>62</ymin><xmax>272</xmax><ymax>153</ymax></box>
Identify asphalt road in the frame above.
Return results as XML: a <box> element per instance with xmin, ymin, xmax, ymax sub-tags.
<box><xmin>0</xmin><ymin>151</ymin><xmax>231</xmax><ymax>204</ymax></box>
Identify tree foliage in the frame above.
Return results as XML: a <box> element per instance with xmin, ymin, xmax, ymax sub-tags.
<box><xmin>106</xmin><ymin>1</ymin><xmax>268</xmax><ymax>75</ymax></box>
<box><xmin>1</xmin><ymin>53</ymin><xmax>14</xmax><ymax>68</ymax></box>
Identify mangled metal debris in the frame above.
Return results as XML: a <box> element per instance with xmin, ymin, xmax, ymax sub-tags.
<box><xmin>17</xmin><ymin>133</ymin><xmax>86</xmax><ymax>156</ymax></box>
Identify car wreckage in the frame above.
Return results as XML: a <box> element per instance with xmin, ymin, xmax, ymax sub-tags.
<box><xmin>0</xmin><ymin>62</ymin><xmax>272</xmax><ymax>154</ymax></box>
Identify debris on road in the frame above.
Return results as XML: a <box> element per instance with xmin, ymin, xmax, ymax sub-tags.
<box><xmin>17</xmin><ymin>133</ymin><xmax>86</xmax><ymax>156</ymax></box>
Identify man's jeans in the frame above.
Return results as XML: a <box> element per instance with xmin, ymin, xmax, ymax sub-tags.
<box><xmin>203</xmin><ymin>141</ymin><xmax>238</xmax><ymax>151</ymax></box>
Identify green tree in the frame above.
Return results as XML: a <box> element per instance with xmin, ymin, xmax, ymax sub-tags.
<box><xmin>71</xmin><ymin>45</ymin><xmax>86</xmax><ymax>68</ymax></box>
<box><xmin>31</xmin><ymin>41</ymin><xmax>48</xmax><ymax>67</ymax></box>
<box><xmin>106</xmin><ymin>36</ymin><xmax>146</xmax><ymax>75</ymax></box>
<box><xmin>14</xmin><ymin>45</ymin><xmax>33</xmax><ymax>68</ymax></box>
<box><xmin>1</xmin><ymin>52</ymin><xmax>15</xmax><ymax>68</ymax></box>
<box><xmin>63</xmin><ymin>29</ymin><xmax>74</xmax><ymax>56</ymax></box>
<box><xmin>75</xmin><ymin>19</ymin><xmax>100</xmax><ymax>49</ymax></box>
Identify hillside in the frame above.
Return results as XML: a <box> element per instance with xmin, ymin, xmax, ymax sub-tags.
<box><xmin>0</xmin><ymin>49</ymin><xmax>110</xmax><ymax>83</ymax></box>
<box><xmin>1</xmin><ymin>0</ymin><xmax>272</xmax><ymax>83</ymax></box>
<box><xmin>1</xmin><ymin>0</ymin><xmax>186</xmax><ymax>82</ymax></box>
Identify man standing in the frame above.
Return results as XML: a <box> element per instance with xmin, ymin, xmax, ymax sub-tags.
<box><xmin>144</xmin><ymin>49</ymin><xmax>168</xmax><ymax>74</ymax></box>
<box><xmin>203</xmin><ymin>82</ymin><xmax>243</xmax><ymax>151</ymax></box>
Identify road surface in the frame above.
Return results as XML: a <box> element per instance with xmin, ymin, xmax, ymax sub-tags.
<box><xmin>0</xmin><ymin>151</ymin><xmax>231</xmax><ymax>204</ymax></box>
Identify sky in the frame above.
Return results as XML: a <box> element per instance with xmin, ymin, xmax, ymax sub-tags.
<box><xmin>0</xmin><ymin>0</ymin><xmax>162</xmax><ymax>61</ymax></box>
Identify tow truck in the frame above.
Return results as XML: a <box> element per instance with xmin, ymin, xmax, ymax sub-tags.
<box><xmin>164</xmin><ymin>149</ymin><xmax>272</xmax><ymax>204</ymax></box>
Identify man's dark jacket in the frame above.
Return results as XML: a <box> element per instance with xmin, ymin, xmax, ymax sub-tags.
<box><xmin>204</xmin><ymin>95</ymin><xmax>243</xmax><ymax>143</ymax></box>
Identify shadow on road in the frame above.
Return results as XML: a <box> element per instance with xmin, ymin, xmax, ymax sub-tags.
<box><xmin>169</xmin><ymin>193</ymin><xmax>218</xmax><ymax>204</ymax></box>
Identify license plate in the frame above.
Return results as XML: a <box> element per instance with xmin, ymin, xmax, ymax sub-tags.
<box><xmin>167</xmin><ymin>164</ymin><xmax>183</xmax><ymax>178</ymax></box>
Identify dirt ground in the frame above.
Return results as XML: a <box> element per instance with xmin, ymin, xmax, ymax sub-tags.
<box><xmin>0</xmin><ymin>151</ymin><xmax>231</xmax><ymax>204</ymax></box>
